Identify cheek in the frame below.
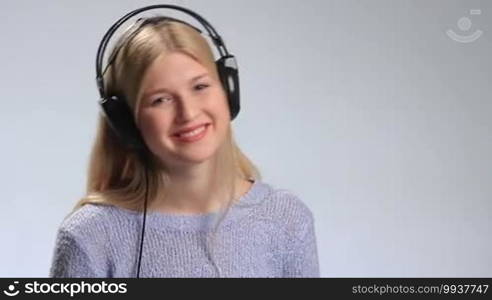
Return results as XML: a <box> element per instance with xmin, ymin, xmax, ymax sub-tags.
<box><xmin>213</xmin><ymin>93</ymin><xmax>232</xmax><ymax>119</ymax></box>
<box><xmin>139</xmin><ymin>113</ymin><xmax>171</xmax><ymax>141</ymax></box>
<box><xmin>213</xmin><ymin>99</ymin><xmax>232</xmax><ymax>137</ymax></box>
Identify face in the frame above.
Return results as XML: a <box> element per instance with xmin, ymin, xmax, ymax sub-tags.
<box><xmin>135</xmin><ymin>52</ymin><xmax>230</xmax><ymax>170</ymax></box>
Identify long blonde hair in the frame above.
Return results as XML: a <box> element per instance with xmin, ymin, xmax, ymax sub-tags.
<box><xmin>72</xmin><ymin>18</ymin><xmax>261</xmax><ymax>225</ymax></box>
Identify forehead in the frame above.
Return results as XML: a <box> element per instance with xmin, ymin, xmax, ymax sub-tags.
<box><xmin>142</xmin><ymin>52</ymin><xmax>210</xmax><ymax>84</ymax></box>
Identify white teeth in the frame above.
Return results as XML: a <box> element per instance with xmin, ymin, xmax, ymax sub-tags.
<box><xmin>177</xmin><ymin>125</ymin><xmax>206</xmax><ymax>138</ymax></box>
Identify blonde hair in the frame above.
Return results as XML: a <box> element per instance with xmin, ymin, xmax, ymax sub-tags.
<box><xmin>70</xmin><ymin>18</ymin><xmax>261</xmax><ymax>261</ymax></box>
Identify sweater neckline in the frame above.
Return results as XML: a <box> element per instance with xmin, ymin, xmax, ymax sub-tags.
<box><xmin>110</xmin><ymin>179</ymin><xmax>272</xmax><ymax>231</ymax></box>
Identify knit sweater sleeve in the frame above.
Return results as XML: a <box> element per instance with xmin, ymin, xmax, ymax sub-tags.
<box><xmin>49</xmin><ymin>206</ymin><xmax>111</xmax><ymax>278</ymax></box>
<box><xmin>280</xmin><ymin>193</ymin><xmax>320</xmax><ymax>278</ymax></box>
<box><xmin>49</xmin><ymin>228</ymin><xmax>104</xmax><ymax>278</ymax></box>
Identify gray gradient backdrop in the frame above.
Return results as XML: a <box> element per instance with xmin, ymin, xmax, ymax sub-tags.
<box><xmin>1</xmin><ymin>0</ymin><xmax>490</xmax><ymax>277</ymax></box>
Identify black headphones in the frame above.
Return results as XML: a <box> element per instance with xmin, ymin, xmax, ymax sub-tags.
<box><xmin>95</xmin><ymin>4</ymin><xmax>241</xmax><ymax>152</ymax></box>
<box><xmin>95</xmin><ymin>4</ymin><xmax>240</xmax><ymax>278</ymax></box>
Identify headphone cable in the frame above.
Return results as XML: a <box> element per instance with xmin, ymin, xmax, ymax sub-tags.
<box><xmin>136</xmin><ymin>159</ymin><xmax>149</xmax><ymax>278</ymax></box>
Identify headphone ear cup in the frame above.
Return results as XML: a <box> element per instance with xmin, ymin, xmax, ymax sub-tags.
<box><xmin>99</xmin><ymin>95</ymin><xmax>145</xmax><ymax>150</ymax></box>
<box><xmin>216</xmin><ymin>55</ymin><xmax>240</xmax><ymax>121</ymax></box>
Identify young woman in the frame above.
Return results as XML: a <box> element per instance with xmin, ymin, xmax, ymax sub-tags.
<box><xmin>49</xmin><ymin>7</ymin><xmax>319</xmax><ymax>278</ymax></box>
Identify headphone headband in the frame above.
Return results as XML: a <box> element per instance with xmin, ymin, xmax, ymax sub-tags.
<box><xmin>95</xmin><ymin>4</ymin><xmax>230</xmax><ymax>99</ymax></box>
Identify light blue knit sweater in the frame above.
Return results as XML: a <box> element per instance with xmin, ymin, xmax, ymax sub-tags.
<box><xmin>49</xmin><ymin>180</ymin><xmax>319</xmax><ymax>278</ymax></box>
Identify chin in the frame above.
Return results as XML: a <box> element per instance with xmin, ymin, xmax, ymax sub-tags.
<box><xmin>185</xmin><ymin>145</ymin><xmax>220</xmax><ymax>162</ymax></box>
<box><xmin>164</xmin><ymin>143</ymin><xmax>220</xmax><ymax>166</ymax></box>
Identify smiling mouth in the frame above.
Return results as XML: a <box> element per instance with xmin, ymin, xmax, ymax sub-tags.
<box><xmin>172</xmin><ymin>124</ymin><xmax>210</xmax><ymax>143</ymax></box>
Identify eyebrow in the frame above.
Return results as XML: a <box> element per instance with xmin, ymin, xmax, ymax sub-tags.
<box><xmin>190</xmin><ymin>73</ymin><xmax>209</xmax><ymax>82</ymax></box>
<box><xmin>141</xmin><ymin>73</ymin><xmax>210</xmax><ymax>100</ymax></box>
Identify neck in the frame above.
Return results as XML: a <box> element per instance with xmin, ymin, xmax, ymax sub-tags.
<box><xmin>148</xmin><ymin>157</ymin><xmax>241</xmax><ymax>215</ymax></box>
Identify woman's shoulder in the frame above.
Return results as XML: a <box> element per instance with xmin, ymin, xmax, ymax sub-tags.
<box><xmin>57</xmin><ymin>203</ymin><xmax>119</xmax><ymax>238</ymax></box>
<box><xmin>256</xmin><ymin>181</ymin><xmax>316</xmax><ymax>234</ymax></box>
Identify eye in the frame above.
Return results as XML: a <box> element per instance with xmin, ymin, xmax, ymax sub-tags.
<box><xmin>151</xmin><ymin>96</ymin><xmax>172</xmax><ymax>106</ymax></box>
<box><xmin>194</xmin><ymin>83</ymin><xmax>209</xmax><ymax>91</ymax></box>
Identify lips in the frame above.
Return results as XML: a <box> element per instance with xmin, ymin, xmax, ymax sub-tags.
<box><xmin>172</xmin><ymin>123</ymin><xmax>210</xmax><ymax>136</ymax></box>
<box><xmin>172</xmin><ymin>123</ymin><xmax>209</xmax><ymax>143</ymax></box>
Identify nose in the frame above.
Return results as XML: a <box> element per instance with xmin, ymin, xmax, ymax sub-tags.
<box><xmin>175</xmin><ymin>94</ymin><xmax>200</xmax><ymax>122</ymax></box>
